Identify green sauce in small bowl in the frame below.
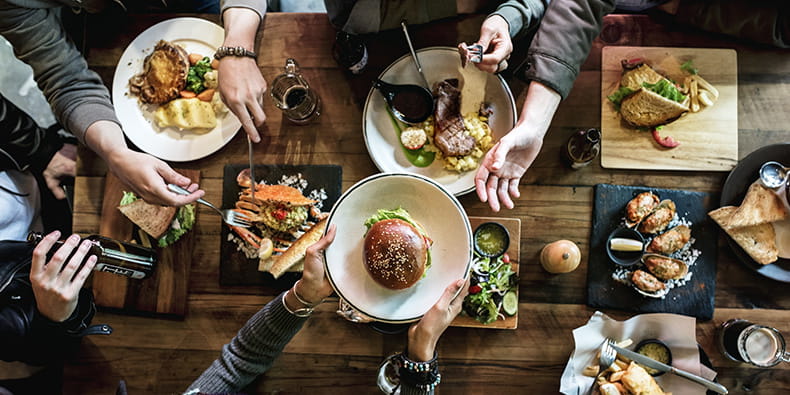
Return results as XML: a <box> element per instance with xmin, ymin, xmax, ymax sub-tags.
<box><xmin>473</xmin><ymin>222</ymin><xmax>510</xmax><ymax>258</ymax></box>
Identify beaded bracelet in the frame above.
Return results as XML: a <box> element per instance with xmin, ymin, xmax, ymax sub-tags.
<box><xmin>396</xmin><ymin>351</ymin><xmax>441</xmax><ymax>391</ymax></box>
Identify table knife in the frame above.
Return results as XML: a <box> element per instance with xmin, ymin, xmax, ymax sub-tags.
<box><xmin>247</xmin><ymin>135</ymin><xmax>257</xmax><ymax>205</ymax></box>
<box><xmin>611</xmin><ymin>344</ymin><xmax>728</xmax><ymax>394</ymax></box>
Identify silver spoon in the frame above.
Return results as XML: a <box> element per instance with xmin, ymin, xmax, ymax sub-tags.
<box><xmin>760</xmin><ymin>161</ymin><xmax>789</xmax><ymax>189</ymax></box>
<box><xmin>400</xmin><ymin>20</ymin><xmax>430</xmax><ymax>89</ymax></box>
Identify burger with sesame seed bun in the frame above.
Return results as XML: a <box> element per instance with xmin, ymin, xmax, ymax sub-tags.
<box><xmin>363</xmin><ymin>208</ymin><xmax>433</xmax><ymax>290</ymax></box>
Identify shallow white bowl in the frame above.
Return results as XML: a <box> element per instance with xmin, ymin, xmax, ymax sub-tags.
<box><xmin>324</xmin><ymin>172</ymin><xmax>472</xmax><ymax>323</ymax></box>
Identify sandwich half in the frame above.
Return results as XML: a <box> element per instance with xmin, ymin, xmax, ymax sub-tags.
<box><xmin>620</xmin><ymin>87</ymin><xmax>689</xmax><ymax>127</ymax></box>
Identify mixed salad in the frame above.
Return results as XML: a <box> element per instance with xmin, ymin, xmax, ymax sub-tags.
<box><xmin>463</xmin><ymin>252</ymin><xmax>519</xmax><ymax>324</ymax></box>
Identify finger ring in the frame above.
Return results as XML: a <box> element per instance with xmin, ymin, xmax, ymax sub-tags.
<box><xmin>496</xmin><ymin>60</ymin><xmax>508</xmax><ymax>73</ymax></box>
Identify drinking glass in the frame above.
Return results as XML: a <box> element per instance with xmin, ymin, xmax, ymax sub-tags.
<box><xmin>270</xmin><ymin>58</ymin><xmax>321</xmax><ymax>124</ymax></box>
<box><xmin>718</xmin><ymin>318</ymin><xmax>790</xmax><ymax>367</ymax></box>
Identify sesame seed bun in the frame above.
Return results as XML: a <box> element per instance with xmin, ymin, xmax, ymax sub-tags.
<box><xmin>363</xmin><ymin>219</ymin><xmax>428</xmax><ymax>290</ymax></box>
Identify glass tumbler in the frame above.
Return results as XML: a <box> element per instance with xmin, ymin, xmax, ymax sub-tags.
<box><xmin>270</xmin><ymin>58</ymin><xmax>321</xmax><ymax>125</ymax></box>
<box><xmin>718</xmin><ymin>318</ymin><xmax>790</xmax><ymax>367</ymax></box>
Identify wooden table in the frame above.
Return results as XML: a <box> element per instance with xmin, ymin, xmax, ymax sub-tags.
<box><xmin>69</xmin><ymin>12</ymin><xmax>790</xmax><ymax>394</ymax></box>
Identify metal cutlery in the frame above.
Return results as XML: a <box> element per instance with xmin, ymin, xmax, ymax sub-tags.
<box><xmin>247</xmin><ymin>135</ymin><xmax>258</xmax><ymax>205</ymax></box>
<box><xmin>167</xmin><ymin>184</ymin><xmax>251</xmax><ymax>228</ymax></box>
<box><xmin>610</xmin><ymin>342</ymin><xmax>728</xmax><ymax>394</ymax></box>
<box><xmin>587</xmin><ymin>339</ymin><xmax>617</xmax><ymax>395</ymax></box>
<box><xmin>400</xmin><ymin>20</ymin><xmax>430</xmax><ymax>89</ymax></box>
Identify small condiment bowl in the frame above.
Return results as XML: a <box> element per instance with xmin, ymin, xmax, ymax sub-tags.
<box><xmin>473</xmin><ymin>222</ymin><xmax>510</xmax><ymax>258</ymax></box>
<box><xmin>635</xmin><ymin>338</ymin><xmax>673</xmax><ymax>376</ymax></box>
<box><xmin>606</xmin><ymin>227</ymin><xmax>645</xmax><ymax>267</ymax></box>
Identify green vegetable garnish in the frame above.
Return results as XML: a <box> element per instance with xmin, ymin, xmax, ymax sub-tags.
<box><xmin>120</xmin><ymin>191</ymin><xmax>137</xmax><ymax>206</ymax></box>
<box><xmin>386</xmin><ymin>108</ymin><xmax>435</xmax><ymax>167</ymax></box>
<box><xmin>119</xmin><ymin>191</ymin><xmax>195</xmax><ymax>247</ymax></box>
<box><xmin>462</xmin><ymin>253</ymin><xmax>518</xmax><ymax>324</ymax></box>
<box><xmin>681</xmin><ymin>60</ymin><xmax>698</xmax><ymax>75</ymax></box>
<box><xmin>642</xmin><ymin>79</ymin><xmax>687</xmax><ymax>103</ymax></box>
<box><xmin>186</xmin><ymin>57</ymin><xmax>212</xmax><ymax>93</ymax></box>
<box><xmin>607</xmin><ymin>86</ymin><xmax>635</xmax><ymax>110</ymax></box>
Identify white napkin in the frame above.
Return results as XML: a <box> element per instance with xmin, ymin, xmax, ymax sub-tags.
<box><xmin>560</xmin><ymin>311</ymin><xmax>718</xmax><ymax>395</ymax></box>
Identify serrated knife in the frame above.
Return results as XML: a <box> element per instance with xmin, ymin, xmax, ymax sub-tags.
<box><xmin>611</xmin><ymin>344</ymin><xmax>728</xmax><ymax>394</ymax></box>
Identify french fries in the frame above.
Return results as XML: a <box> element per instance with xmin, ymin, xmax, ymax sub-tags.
<box><xmin>680</xmin><ymin>74</ymin><xmax>717</xmax><ymax>113</ymax></box>
<box><xmin>583</xmin><ymin>339</ymin><xmax>669</xmax><ymax>395</ymax></box>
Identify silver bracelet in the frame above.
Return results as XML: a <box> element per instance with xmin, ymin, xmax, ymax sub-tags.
<box><xmin>293</xmin><ymin>280</ymin><xmax>323</xmax><ymax>308</ymax></box>
<box><xmin>281</xmin><ymin>290</ymin><xmax>313</xmax><ymax>318</ymax></box>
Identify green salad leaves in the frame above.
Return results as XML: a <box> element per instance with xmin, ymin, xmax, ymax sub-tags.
<box><xmin>119</xmin><ymin>192</ymin><xmax>195</xmax><ymax>247</ymax></box>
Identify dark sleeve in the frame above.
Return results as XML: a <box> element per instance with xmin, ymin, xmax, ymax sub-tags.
<box><xmin>0</xmin><ymin>1</ymin><xmax>119</xmax><ymax>143</ymax></box>
<box><xmin>0</xmin><ymin>93</ymin><xmax>63</xmax><ymax>173</ymax></box>
<box><xmin>673</xmin><ymin>0</ymin><xmax>790</xmax><ymax>48</ymax></box>
<box><xmin>515</xmin><ymin>0</ymin><xmax>617</xmax><ymax>99</ymax></box>
<box><xmin>186</xmin><ymin>292</ymin><xmax>308</xmax><ymax>393</ymax></box>
<box><xmin>0</xmin><ymin>284</ymin><xmax>94</xmax><ymax>365</ymax></box>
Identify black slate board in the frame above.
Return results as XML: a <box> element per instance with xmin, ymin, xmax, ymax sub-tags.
<box><xmin>220</xmin><ymin>164</ymin><xmax>342</xmax><ymax>287</ymax></box>
<box><xmin>587</xmin><ymin>183</ymin><xmax>718</xmax><ymax>321</ymax></box>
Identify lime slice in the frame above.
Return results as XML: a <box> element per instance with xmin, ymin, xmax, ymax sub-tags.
<box><xmin>610</xmin><ymin>238</ymin><xmax>643</xmax><ymax>252</ymax></box>
<box><xmin>503</xmin><ymin>291</ymin><xmax>518</xmax><ymax>316</ymax></box>
<box><xmin>258</xmin><ymin>238</ymin><xmax>274</xmax><ymax>260</ymax></box>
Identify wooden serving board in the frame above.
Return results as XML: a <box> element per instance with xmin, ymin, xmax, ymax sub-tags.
<box><xmin>450</xmin><ymin>216</ymin><xmax>520</xmax><ymax>330</ymax></box>
<box><xmin>600</xmin><ymin>46</ymin><xmax>737</xmax><ymax>171</ymax></box>
<box><xmin>92</xmin><ymin>170</ymin><xmax>199</xmax><ymax>316</ymax></box>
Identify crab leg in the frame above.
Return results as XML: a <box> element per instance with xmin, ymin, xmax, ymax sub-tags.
<box><xmin>230</xmin><ymin>225</ymin><xmax>261</xmax><ymax>250</ymax></box>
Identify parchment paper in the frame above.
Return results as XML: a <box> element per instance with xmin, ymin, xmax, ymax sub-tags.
<box><xmin>560</xmin><ymin>311</ymin><xmax>718</xmax><ymax>395</ymax></box>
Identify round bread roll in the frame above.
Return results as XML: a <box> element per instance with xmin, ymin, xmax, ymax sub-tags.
<box><xmin>364</xmin><ymin>218</ymin><xmax>428</xmax><ymax>290</ymax></box>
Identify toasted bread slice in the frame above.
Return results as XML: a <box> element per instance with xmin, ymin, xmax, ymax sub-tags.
<box><xmin>620</xmin><ymin>64</ymin><xmax>665</xmax><ymax>91</ymax></box>
<box><xmin>728</xmin><ymin>182</ymin><xmax>789</xmax><ymax>228</ymax></box>
<box><xmin>709</xmin><ymin>206</ymin><xmax>779</xmax><ymax>265</ymax></box>
<box><xmin>267</xmin><ymin>218</ymin><xmax>327</xmax><ymax>278</ymax></box>
<box><xmin>620</xmin><ymin>88</ymin><xmax>689</xmax><ymax>127</ymax></box>
<box><xmin>118</xmin><ymin>200</ymin><xmax>177</xmax><ymax>239</ymax></box>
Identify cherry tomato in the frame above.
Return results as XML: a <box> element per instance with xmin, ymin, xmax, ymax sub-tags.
<box><xmin>502</xmin><ymin>253</ymin><xmax>510</xmax><ymax>264</ymax></box>
<box><xmin>469</xmin><ymin>285</ymin><xmax>482</xmax><ymax>294</ymax></box>
<box><xmin>272</xmin><ymin>208</ymin><xmax>288</xmax><ymax>221</ymax></box>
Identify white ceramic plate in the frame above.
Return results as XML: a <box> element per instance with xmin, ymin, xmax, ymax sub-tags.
<box><xmin>363</xmin><ymin>47</ymin><xmax>517</xmax><ymax>196</ymax></box>
<box><xmin>324</xmin><ymin>172</ymin><xmax>472</xmax><ymax>323</ymax></box>
<box><xmin>111</xmin><ymin>17</ymin><xmax>241</xmax><ymax>162</ymax></box>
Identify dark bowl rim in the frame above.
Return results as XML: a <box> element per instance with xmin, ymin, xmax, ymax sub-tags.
<box><xmin>606</xmin><ymin>227</ymin><xmax>645</xmax><ymax>267</ymax></box>
<box><xmin>473</xmin><ymin>221</ymin><xmax>510</xmax><ymax>258</ymax></box>
<box><xmin>635</xmin><ymin>338</ymin><xmax>673</xmax><ymax>376</ymax></box>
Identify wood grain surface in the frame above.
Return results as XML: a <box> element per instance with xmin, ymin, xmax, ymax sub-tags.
<box><xmin>450</xmin><ymin>216</ymin><xmax>521</xmax><ymax>330</ymax></box>
<box><xmin>600</xmin><ymin>46</ymin><xmax>738</xmax><ymax>171</ymax></box>
<box><xmin>92</xmin><ymin>170</ymin><xmax>199</xmax><ymax>316</ymax></box>
<box><xmin>67</xmin><ymin>12</ymin><xmax>790</xmax><ymax>395</ymax></box>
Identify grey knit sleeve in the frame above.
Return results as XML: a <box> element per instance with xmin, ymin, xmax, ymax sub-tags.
<box><xmin>186</xmin><ymin>292</ymin><xmax>307</xmax><ymax>394</ymax></box>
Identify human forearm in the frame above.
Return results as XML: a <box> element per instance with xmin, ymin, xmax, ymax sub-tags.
<box><xmin>221</xmin><ymin>7</ymin><xmax>261</xmax><ymax>49</ymax></box>
<box><xmin>518</xmin><ymin>0</ymin><xmax>616</xmax><ymax>99</ymax></box>
<box><xmin>187</xmin><ymin>292</ymin><xmax>307</xmax><ymax>394</ymax></box>
<box><xmin>0</xmin><ymin>3</ymin><xmax>118</xmax><ymax>143</ymax></box>
<box><xmin>515</xmin><ymin>81</ymin><xmax>562</xmax><ymax>138</ymax></box>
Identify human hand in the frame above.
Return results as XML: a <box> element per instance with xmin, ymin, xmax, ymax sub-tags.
<box><xmin>219</xmin><ymin>7</ymin><xmax>267</xmax><ymax>143</ymax></box>
<box><xmin>407</xmin><ymin>278</ymin><xmax>469</xmax><ymax>361</ymax></box>
<box><xmin>107</xmin><ymin>148</ymin><xmax>204</xmax><ymax>206</ymax></box>
<box><xmin>42</xmin><ymin>143</ymin><xmax>77</xmax><ymax>200</ymax></box>
<box><xmin>293</xmin><ymin>224</ymin><xmax>337</xmax><ymax>304</ymax></box>
<box><xmin>30</xmin><ymin>231</ymin><xmax>97</xmax><ymax>322</ymax></box>
<box><xmin>472</xmin><ymin>15</ymin><xmax>512</xmax><ymax>73</ymax></box>
<box><xmin>474</xmin><ymin>126</ymin><xmax>543</xmax><ymax>211</ymax></box>
<box><xmin>219</xmin><ymin>57</ymin><xmax>267</xmax><ymax>142</ymax></box>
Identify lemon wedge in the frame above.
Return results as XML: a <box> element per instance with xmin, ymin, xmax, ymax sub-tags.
<box><xmin>610</xmin><ymin>238</ymin><xmax>643</xmax><ymax>252</ymax></box>
<box><xmin>258</xmin><ymin>238</ymin><xmax>274</xmax><ymax>260</ymax></box>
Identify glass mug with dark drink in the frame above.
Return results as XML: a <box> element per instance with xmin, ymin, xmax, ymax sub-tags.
<box><xmin>27</xmin><ymin>232</ymin><xmax>157</xmax><ymax>279</ymax></box>
<box><xmin>718</xmin><ymin>318</ymin><xmax>790</xmax><ymax>367</ymax></box>
<box><xmin>270</xmin><ymin>58</ymin><xmax>321</xmax><ymax>124</ymax></box>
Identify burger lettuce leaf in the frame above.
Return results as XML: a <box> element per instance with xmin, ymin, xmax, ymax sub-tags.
<box><xmin>119</xmin><ymin>191</ymin><xmax>195</xmax><ymax>247</ymax></box>
<box><xmin>364</xmin><ymin>207</ymin><xmax>432</xmax><ymax>270</ymax></box>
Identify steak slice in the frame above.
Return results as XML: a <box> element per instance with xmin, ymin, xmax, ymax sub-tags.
<box><xmin>129</xmin><ymin>40</ymin><xmax>189</xmax><ymax>104</ymax></box>
<box><xmin>433</xmin><ymin>79</ymin><xmax>475</xmax><ymax>157</ymax></box>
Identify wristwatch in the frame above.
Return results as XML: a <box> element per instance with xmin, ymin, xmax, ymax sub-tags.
<box><xmin>214</xmin><ymin>46</ymin><xmax>257</xmax><ymax>60</ymax></box>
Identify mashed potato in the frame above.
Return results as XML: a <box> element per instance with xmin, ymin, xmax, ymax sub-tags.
<box><xmin>154</xmin><ymin>98</ymin><xmax>216</xmax><ymax>131</ymax></box>
<box><xmin>421</xmin><ymin>112</ymin><xmax>494</xmax><ymax>172</ymax></box>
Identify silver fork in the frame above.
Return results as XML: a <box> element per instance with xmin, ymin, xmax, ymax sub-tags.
<box><xmin>167</xmin><ymin>184</ymin><xmax>251</xmax><ymax>228</ymax></box>
<box><xmin>586</xmin><ymin>339</ymin><xmax>617</xmax><ymax>395</ymax></box>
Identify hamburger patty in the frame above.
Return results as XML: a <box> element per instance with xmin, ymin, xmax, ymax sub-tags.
<box><xmin>129</xmin><ymin>40</ymin><xmax>190</xmax><ymax>104</ymax></box>
<box><xmin>363</xmin><ymin>219</ymin><xmax>428</xmax><ymax>290</ymax></box>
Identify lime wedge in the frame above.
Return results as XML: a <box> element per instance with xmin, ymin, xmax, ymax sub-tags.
<box><xmin>503</xmin><ymin>291</ymin><xmax>518</xmax><ymax>316</ymax></box>
<box><xmin>610</xmin><ymin>238</ymin><xmax>643</xmax><ymax>252</ymax></box>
